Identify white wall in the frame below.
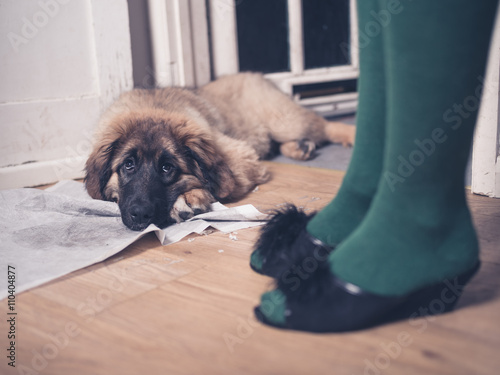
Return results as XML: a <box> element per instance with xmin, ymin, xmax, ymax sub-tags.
<box><xmin>0</xmin><ymin>0</ymin><xmax>133</xmax><ymax>189</ymax></box>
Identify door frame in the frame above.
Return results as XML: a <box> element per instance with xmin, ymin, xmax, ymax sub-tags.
<box><xmin>471</xmin><ymin>8</ymin><xmax>500</xmax><ymax>198</ymax></box>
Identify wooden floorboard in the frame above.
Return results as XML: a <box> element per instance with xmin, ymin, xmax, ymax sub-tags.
<box><xmin>2</xmin><ymin>162</ymin><xmax>500</xmax><ymax>375</ymax></box>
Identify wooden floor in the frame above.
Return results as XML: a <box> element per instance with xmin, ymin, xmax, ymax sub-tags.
<box><xmin>3</xmin><ymin>162</ymin><xmax>500</xmax><ymax>375</ymax></box>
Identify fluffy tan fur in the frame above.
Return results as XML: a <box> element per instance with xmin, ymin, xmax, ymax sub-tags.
<box><xmin>85</xmin><ymin>72</ymin><xmax>355</xmax><ymax>224</ymax></box>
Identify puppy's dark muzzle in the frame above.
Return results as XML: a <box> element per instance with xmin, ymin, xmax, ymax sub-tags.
<box><xmin>121</xmin><ymin>200</ymin><xmax>156</xmax><ymax>231</ymax></box>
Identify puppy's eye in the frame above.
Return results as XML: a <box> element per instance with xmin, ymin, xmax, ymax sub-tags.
<box><xmin>162</xmin><ymin>163</ymin><xmax>172</xmax><ymax>173</ymax></box>
<box><xmin>124</xmin><ymin>158</ymin><xmax>135</xmax><ymax>171</ymax></box>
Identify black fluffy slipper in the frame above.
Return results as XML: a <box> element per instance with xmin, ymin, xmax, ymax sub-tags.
<box><xmin>250</xmin><ymin>205</ymin><xmax>333</xmax><ymax>278</ymax></box>
<box><xmin>255</xmin><ymin>261</ymin><xmax>481</xmax><ymax>333</ymax></box>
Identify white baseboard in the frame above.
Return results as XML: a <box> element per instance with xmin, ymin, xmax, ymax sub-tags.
<box><xmin>0</xmin><ymin>156</ymin><xmax>87</xmax><ymax>189</ymax></box>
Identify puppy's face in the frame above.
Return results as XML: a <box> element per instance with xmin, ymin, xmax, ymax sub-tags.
<box><xmin>85</xmin><ymin>113</ymin><xmax>236</xmax><ymax>231</ymax></box>
<box><xmin>111</xmin><ymin>133</ymin><xmax>184</xmax><ymax>230</ymax></box>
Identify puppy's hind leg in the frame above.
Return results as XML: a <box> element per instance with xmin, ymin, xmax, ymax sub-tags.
<box><xmin>279</xmin><ymin>139</ymin><xmax>317</xmax><ymax>161</ymax></box>
<box><xmin>325</xmin><ymin>121</ymin><xmax>356</xmax><ymax>147</ymax></box>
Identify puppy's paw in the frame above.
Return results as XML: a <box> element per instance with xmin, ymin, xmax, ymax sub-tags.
<box><xmin>170</xmin><ymin>189</ymin><xmax>215</xmax><ymax>223</ymax></box>
<box><xmin>340</xmin><ymin>125</ymin><xmax>356</xmax><ymax>147</ymax></box>
<box><xmin>325</xmin><ymin>122</ymin><xmax>356</xmax><ymax>147</ymax></box>
<box><xmin>280</xmin><ymin>139</ymin><xmax>316</xmax><ymax>160</ymax></box>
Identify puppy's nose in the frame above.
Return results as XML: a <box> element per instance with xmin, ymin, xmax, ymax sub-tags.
<box><xmin>129</xmin><ymin>203</ymin><xmax>154</xmax><ymax>226</ymax></box>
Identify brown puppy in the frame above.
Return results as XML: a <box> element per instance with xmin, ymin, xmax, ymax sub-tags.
<box><xmin>85</xmin><ymin>72</ymin><xmax>355</xmax><ymax>230</ymax></box>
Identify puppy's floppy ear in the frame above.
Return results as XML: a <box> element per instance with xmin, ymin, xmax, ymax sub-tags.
<box><xmin>183</xmin><ymin>134</ymin><xmax>237</xmax><ymax>200</ymax></box>
<box><xmin>84</xmin><ymin>139</ymin><xmax>118</xmax><ymax>200</ymax></box>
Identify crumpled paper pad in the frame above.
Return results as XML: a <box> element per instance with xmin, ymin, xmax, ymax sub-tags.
<box><xmin>0</xmin><ymin>180</ymin><xmax>268</xmax><ymax>299</ymax></box>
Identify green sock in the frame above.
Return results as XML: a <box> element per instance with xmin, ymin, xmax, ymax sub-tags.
<box><xmin>306</xmin><ymin>0</ymin><xmax>387</xmax><ymax>246</ymax></box>
<box><xmin>327</xmin><ymin>0</ymin><xmax>498</xmax><ymax>296</ymax></box>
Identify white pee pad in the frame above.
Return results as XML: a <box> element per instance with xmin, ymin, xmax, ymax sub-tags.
<box><xmin>0</xmin><ymin>180</ymin><xmax>268</xmax><ymax>299</ymax></box>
